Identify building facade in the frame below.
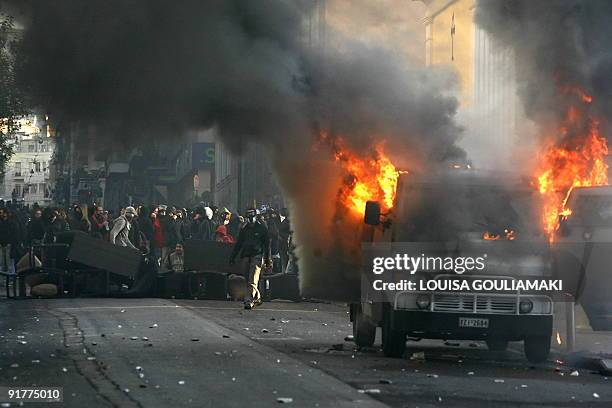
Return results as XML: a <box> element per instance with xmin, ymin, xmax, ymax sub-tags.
<box><xmin>420</xmin><ymin>0</ymin><xmax>522</xmax><ymax>169</ymax></box>
<box><xmin>0</xmin><ymin>115</ymin><xmax>55</xmax><ymax>206</ymax></box>
<box><xmin>215</xmin><ymin>141</ymin><xmax>284</xmax><ymax>214</ymax></box>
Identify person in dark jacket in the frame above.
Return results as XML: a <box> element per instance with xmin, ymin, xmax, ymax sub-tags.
<box><xmin>26</xmin><ymin>208</ymin><xmax>46</xmax><ymax>246</ymax></box>
<box><xmin>44</xmin><ymin>208</ymin><xmax>68</xmax><ymax>243</ymax></box>
<box><xmin>137</xmin><ymin>205</ymin><xmax>154</xmax><ymax>242</ymax></box>
<box><xmin>229</xmin><ymin>208</ymin><xmax>271</xmax><ymax>310</ymax></box>
<box><xmin>278</xmin><ymin>208</ymin><xmax>292</xmax><ymax>273</ymax></box>
<box><xmin>69</xmin><ymin>204</ymin><xmax>91</xmax><ymax>233</ymax></box>
<box><xmin>191</xmin><ymin>207</ymin><xmax>214</xmax><ymax>240</ymax></box>
<box><xmin>0</xmin><ymin>208</ymin><xmax>20</xmax><ymax>274</ymax></box>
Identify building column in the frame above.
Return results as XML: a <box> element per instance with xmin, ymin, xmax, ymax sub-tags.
<box><xmin>423</xmin><ymin>15</ymin><xmax>434</xmax><ymax>66</ymax></box>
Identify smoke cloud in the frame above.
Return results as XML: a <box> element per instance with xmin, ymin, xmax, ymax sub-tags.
<box><xmin>9</xmin><ymin>0</ymin><xmax>464</xmax><ymax>299</ymax></box>
<box><xmin>475</xmin><ymin>0</ymin><xmax>612</xmax><ymax>133</ymax></box>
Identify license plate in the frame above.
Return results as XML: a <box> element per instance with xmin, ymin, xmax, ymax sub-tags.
<box><xmin>459</xmin><ymin>317</ymin><xmax>489</xmax><ymax>328</ymax></box>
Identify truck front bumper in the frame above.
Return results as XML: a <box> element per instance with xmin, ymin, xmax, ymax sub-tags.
<box><xmin>391</xmin><ymin>310</ymin><xmax>552</xmax><ymax>341</ymax></box>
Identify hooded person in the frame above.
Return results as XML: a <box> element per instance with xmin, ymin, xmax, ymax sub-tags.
<box><xmin>110</xmin><ymin>206</ymin><xmax>138</xmax><ymax>250</ymax></box>
<box><xmin>215</xmin><ymin>224</ymin><xmax>235</xmax><ymax>244</ymax></box>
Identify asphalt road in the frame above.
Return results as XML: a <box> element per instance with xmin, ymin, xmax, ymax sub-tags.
<box><xmin>0</xmin><ymin>298</ymin><xmax>610</xmax><ymax>408</ymax></box>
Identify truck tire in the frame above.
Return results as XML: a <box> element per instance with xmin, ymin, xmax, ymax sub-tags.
<box><xmin>353</xmin><ymin>306</ymin><xmax>376</xmax><ymax>348</ymax></box>
<box><xmin>524</xmin><ymin>335</ymin><xmax>551</xmax><ymax>363</ymax></box>
<box><xmin>382</xmin><ymin>314</ymin><xmax>406</xmax><ymax>358</ymax></box>
<box><xmin>486</xmin><ymin>339</ymin><xmax>509</xmax><ymax>352</ymax></box>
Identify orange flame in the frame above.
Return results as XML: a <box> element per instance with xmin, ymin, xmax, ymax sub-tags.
<box><xmin>483</xmin><ymin>229</ymin><xmax>515</xmax><ymax>241</ymax></box>
<box><xmin>323</xmin><ymin>135</ymin><xmax>401</xmax><ymax>216</ymax></box>
<box><xmin>536</xmin><ymin>91</ymin><xmax>609</xmax><ymax>239</ymax></box>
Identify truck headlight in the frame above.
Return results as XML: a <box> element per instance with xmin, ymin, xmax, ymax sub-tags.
<box><xmin>416</xmin><ymin>294</ymin><xmax>431</xmax><ymax>310</ymax></box>
<box><xmin>519</xmin><ymin>299</ymin><xmax>533</xmax><ymax>314</ymax></box>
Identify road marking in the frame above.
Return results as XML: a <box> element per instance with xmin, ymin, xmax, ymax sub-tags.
<box><xmin>252</xmin><ymin>337</ymin><xmax>303</xmax><ymax>341</ymax></box>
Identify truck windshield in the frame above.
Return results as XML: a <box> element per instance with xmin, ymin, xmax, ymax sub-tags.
<box><xmin>393</xmin><ymin>182</ymin><xmax>538</xmax><ymax>242</ymax></box>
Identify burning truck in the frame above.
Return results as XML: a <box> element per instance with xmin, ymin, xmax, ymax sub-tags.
<box><xmin>349</xmin><ymin>168</ymin><xmax>555</xmax><ymax>363</ymax></box>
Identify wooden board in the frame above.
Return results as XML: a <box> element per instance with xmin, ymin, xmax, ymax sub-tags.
<box><xmin>57</xmin><ymin>231</ymin><xmax>141</xmax><ymax>278</ymax></box>
<box><xmin>183</xmin><ymin>240</ymin><xmax>238</xmax><ymax>274</ymax></box>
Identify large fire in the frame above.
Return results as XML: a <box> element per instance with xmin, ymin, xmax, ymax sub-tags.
<box><xmin>321</xmin><ymin>134</ymin><xmax>401</xmax><ymax>216</ymax></box>
<box><xmin>536</xmin><ymin>89</ymin><xmax>609</xmax><ymax>238</ymax></box>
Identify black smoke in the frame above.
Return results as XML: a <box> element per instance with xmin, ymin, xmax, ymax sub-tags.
<box><xmin>8</xmin><ymin>0</ymin><xmax>465</xmax><ymax>298</ymax></box>
<box><xmin>475</xmin><ymin>0</ymin><xmax>612</xmax><ymax>133</ymax></box>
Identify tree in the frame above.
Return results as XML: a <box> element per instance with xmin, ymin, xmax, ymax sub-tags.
<box><xmin>0</xmin><ymin>13</ymin><xmax>26</xmax><ymax>174</ymax></box>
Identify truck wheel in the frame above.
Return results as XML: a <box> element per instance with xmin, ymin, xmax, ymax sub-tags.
<box><xmin>382</xmin><ymin>314</ymin><xmax>406</xmax><ymax>358</ymax></box>
<box><xmin>524</xmin><ymin>336</ymin><xmax>551</xmax><ymax>363</ymax></box>
<box><xmin>486</xmin><ymin>339</ymin><xmax>509</xmax><ymax>352</ymax></box>
<box><xmin>353</xmin><ymin>306</ymin><xmax>376</xmax><ymax>348</ymax></box>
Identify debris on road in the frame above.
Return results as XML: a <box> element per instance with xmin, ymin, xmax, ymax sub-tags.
<box><xmin>593</xmin><ymin>393</ymin><xmax>600</xmax><ymax>399</ymax></box>
<box><xmin>149</xmin><ymin>324</ymin><xmax>158</xmax><ymax>328</ymax></box>
<box><xmin>411</xmin><ymin>352</ymin><xmax>425</xmax><ymax>361</ymax></box>
<box><xmin>178</xmin><ymin>380</ymin><xmax>185</xmax><ymax>385</ymax></box>
<box><xmin>262</xmin><ymin>329</ymin><xmax>269</xmax><ymax>333</ymax></box>
<box><xmin>277</xmin><ymin>397</ymin><xmax>293</xmax><ymax>403</ymax></box>
<box><xmin>494</xmin><ymin>379</ymin><xmax>504</xmax><ymax>383</ymax></box>
<box><xmin>191</xmin><ymin>338</ymin><xmax>200</xmax><ymax>342</ymax></box>
<box><xmin>570</xmin><ymin>370</ymin><xmax>579</xmax><ymax>377</ymax></box>
<box><xmin>379</xmin><ymin>379</ymin><xmax>392</xmax><ymax>384</ymax></box>
<box><xmin>344</xmin><ymin>335</ymin><xmax>354</xmax><ymax>342</ymax></box>
<box><xmin>358</xmin><ymin>389</ymin><xmax>381</xmax><ymax>394</ymax></box>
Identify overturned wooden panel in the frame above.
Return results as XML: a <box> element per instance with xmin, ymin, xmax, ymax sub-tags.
<box><xmin>57</xmin><ymin>231</ymin><xmax>141</xmax><ymax>278</ymax></box>
<box><xmin>183</xmin><ymin>240</ymin><xmax>237</xmax><ymax>274</ymax></box>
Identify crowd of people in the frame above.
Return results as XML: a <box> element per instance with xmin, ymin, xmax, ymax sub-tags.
<box><xmin>0</xmin><ymin>201</ymin><xmax>293</xmax><ymax>282</ymax></box>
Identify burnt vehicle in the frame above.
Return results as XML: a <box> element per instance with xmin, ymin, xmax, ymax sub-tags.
<box><xmin>351</xmin><ymin>170</ymin><xmax>555</xmax><ymax>363</ymax></box>
<box><xmin>554</xmin><ymin>185</ymin><xmax>612</xmax><ymax>331</ymax></box>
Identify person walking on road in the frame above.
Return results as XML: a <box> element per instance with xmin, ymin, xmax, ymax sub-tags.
<box><xmin>229</xmin><ymin>208</ymin><xmax>271</xmax><ymax>310</ymax></box>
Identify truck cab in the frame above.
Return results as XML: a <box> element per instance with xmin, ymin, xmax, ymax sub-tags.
<box><xmin>351</xmin><ymin>170</ymin><xmax>554</xmax><ymax>363</ymax></box>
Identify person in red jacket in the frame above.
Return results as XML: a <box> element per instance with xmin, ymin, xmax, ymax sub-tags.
<box><xmin>215</xmin><ymin>224</ymin><xmax>235</xmax><ymax>243</ymax></box>
<box><xmin>151</xmin><ymin>208</ymin><xmax>166</xmax><ymax>263</ymax></box>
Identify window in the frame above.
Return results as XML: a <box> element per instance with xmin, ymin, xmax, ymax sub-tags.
<box><xmin>30</xmin><ymin>184</ymin><xmax>37</xmax><ymax>194</ymax></box>
<box><xmin>13</xmin><ymin>184</ymin><xmax>21</xmax><ymax>197</ymax></box>
<box><xmin>14</xmin><ymin>162</ymin><xmax>21</xmax><ymax>177</ymax></box>
<box><xmin>39</xmin><ymin>183</ymin><xmax>46</xmax><ymax>197</ymax></box>
<box><xmin>28</xmin><ymin>143</ymin><xmax>35</xmax><ymax>152</ymax></box>
<box><xmin>35</xmin><ymin>161</ymin><xmax>41</xmax><ymax>172</ymax></box>
<box><xmin>41</xmin><ymin>143</ymin><xmax>48</xmax><ymax>152</ymax></box>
